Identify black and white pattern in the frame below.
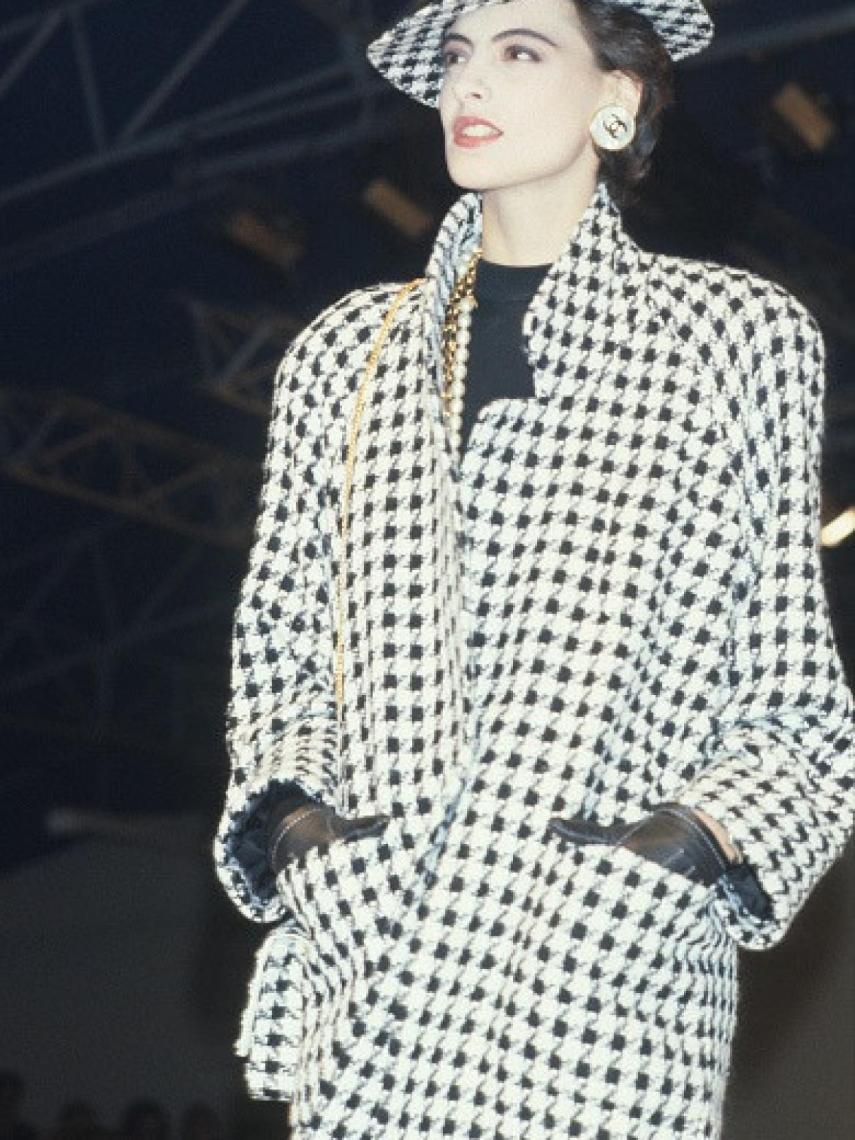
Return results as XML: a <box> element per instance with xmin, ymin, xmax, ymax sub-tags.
<box><xmin>366</xmin><ymin>0</ymin><xmax>716</xmax><ymax>107</ymax></box>
<box><xmin>214</xmin><ymin>179</ymin><xmax>854</xmax><ymax>1138</ymax></box>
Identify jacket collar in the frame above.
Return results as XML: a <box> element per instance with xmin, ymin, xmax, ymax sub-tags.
<box><xmin>420</xmin><ymin>179</ymin><xmax>643</xmax><ymax>404</ymax></box>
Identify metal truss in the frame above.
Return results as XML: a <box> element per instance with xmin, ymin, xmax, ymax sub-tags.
<box><xmin>0</xmin><ymin>0</ymin><xmax>382</xmax><ymax>208</ymax></box>
<box><xmin>0</xmin><ymin>518</ymin><xmax>234</xmax><ymax>756</ymax></box>
<box><xmin>184</xmin><ymin>297</ymin><xmax>303</xmax><ymax>417</ymax></box>
<box><xmin>0</xmin><ymin>0</ymin><xmax>393</xmax><ymax>269</ymax></box>
<box><xmin>0</xmin><ymin>388</ymin><xmax>260</xmax><ymax>546</ymax></box>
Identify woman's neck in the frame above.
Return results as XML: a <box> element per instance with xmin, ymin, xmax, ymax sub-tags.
<box><xmin>479</xmin><ymin>171</ymin><xmax>599</xmax><ymax>266</ymax></box>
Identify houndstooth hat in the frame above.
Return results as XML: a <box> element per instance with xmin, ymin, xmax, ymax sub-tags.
<box><xmin>367</xmin><ymin>0</ymin><xmax>714</xmax><ymax>106</ymax></box>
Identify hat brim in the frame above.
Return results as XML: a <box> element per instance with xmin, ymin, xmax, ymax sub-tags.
<box><xmin>366</xmin><ymin>0</ymin><xmax>714</xmax><ymax>107</ymax></box>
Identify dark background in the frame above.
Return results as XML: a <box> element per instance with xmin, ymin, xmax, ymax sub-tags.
<box><xmin>0</xmin><ymin>2</ymin><xmax>853</xmax><ymax>1138</ymax></box>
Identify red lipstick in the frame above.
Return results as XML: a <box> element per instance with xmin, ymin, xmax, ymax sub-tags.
<box><xmin>452</xmin><ymin>115</ymin><xmax>503</xmax><ymax>148</ymax></box>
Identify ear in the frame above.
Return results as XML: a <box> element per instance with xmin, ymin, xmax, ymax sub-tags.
<box><xmin>604</xmin><ymin>69</ymin><xmax>644</xmax><ymax>118</ymax></box>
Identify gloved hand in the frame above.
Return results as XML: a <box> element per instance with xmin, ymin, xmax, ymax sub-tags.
<box><xmin>268</xmin><ymin>797</ymin><xmax>390</xmax><ymax>874</ymax></box>
<box><xmin>548</xmin><ymin>801</ymin><xmax>736</xmax><ymax>888</ymax></box>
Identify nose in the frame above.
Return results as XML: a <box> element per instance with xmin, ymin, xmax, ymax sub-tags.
<box><xmin>447</xmin><ymin>56</ymin><xmax>490</xmax><ymax>103</ymax></box>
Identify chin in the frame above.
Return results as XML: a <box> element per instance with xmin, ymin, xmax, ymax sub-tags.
<box><xmin>446</xmin><ymin>171</ymin><xmax>488</xmax><ymax>191</ymax></box>
<box><xmin>445</xmin><ymin>157</ymin><xmax>503</xmax><ymax>193</ymax></box>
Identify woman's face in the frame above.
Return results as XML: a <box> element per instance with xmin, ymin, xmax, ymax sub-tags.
<box><xmin>438</xmin><ymin>0</ymin><xmax>615</xmax><ymax>197</ymax></box>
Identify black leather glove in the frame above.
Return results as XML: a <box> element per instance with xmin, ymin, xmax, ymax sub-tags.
<box><xmin>267</xmin><ymin>796</ymin><xmax>390</xmax><ymax>874</ymax></box>
<box><xmin>548</xmin><ymin>802</ymin><xmax>735</xmax><ymax>888</ymax></box>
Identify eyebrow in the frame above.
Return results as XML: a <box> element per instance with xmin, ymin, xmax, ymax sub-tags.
<box><xmin>440</xmin><ymin>27</ymin><xmax>560</xmax><ymax>49</ymax></box>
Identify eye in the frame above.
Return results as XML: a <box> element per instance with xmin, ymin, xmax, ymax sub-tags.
<box><xmin>440</xmin><ymin>47</ymin><xmax>467</xmax><ymax>69</ymax></box>
<box><xmin>503</xmin><ymin>43</ymin><xmax>540</xmax><ymax>62</ymax></box>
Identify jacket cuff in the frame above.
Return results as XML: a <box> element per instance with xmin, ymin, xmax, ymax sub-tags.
<box><xmin>215</xmin><ymin>720</ymin><xmax>338</xmax><ymax>922</ymax></box>
<box><xmin>676</xmin><ymin>785</ymin><xmax>786</xmax><ymax>948</ymax></box>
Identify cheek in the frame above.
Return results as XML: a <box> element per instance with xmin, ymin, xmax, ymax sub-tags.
<box><xmin>516</xmin><ymin>94</ymin><xmax>577</xmax><ymax>148</ymax></box>
<box><xmin>534</xmin><ymin>86</ymin><xmax>597</xmax><ymax>145</ymax></box>
<box><xmin>539</xmin><ymin>69</ymin><xmax>601</xmax><ymax>120</ymax></box>
<box><xmin>437</xmin><ymin>83</ymin><xmax>455</xmax><ymax>132</ymax></box>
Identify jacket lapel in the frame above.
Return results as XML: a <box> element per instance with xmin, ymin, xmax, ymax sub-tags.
<box><xmin>417</xmin><ymin>180</ymin><xmax>642</xmax><ymax>556</ymax></box>
<box><xmin>523</xmin><ymin>181</ymin><xmax>641</xmax><ymax>400</ymax></box>
<box><xmin>421</xmin><ymin>180</ymin><xmax>641</xmax><ymax>401</ymax></box>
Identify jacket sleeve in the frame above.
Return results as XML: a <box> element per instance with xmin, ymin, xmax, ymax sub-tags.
<box><xmin>214</xmin><ymin>331</ymin><xmax>340</xmax><ymax>923</ymax></box>
<box><xmin>678</xmin><ymin>300</ymin><xmax>855</xmax><ymax>950</ymax></box>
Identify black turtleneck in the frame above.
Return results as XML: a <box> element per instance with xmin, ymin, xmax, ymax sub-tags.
<box><xmin>461</xmin><ymin>258</ymin><xmax>551</xmax><ymax>453</ymax></box>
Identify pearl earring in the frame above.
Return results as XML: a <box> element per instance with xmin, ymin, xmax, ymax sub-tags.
<box><xmin>590</xmin><ymin>104</ymin><xmax>636</xmax><ymax>151</ymax></box>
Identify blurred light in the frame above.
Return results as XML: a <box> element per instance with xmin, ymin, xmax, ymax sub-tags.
<box><xmin>224</xmin><ymin>208</ymin><xmax>304</xmax><ymax>271</ymax></box>
<box><xmin>821</xmin><ymin>508</ymin><xmax>855</xmax><ymax>548</ymax></box>
<box><xmin>361</xmin><ymin>178</ymin><xmax>434</xmax><ymax>240</ymax></box>
<box><xmin>764</xmin><ymin>81</ymin><xmax>839</xmax><ymax>157</ymax></box>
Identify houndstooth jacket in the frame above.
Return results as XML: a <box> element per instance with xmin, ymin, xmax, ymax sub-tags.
<box><xmin>213</xmin><ymin>179</ymin><xmax>854</xmax><ymax>1139</ymax></box>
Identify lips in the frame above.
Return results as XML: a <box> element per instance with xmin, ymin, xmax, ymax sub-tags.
<box><xmin>452</xmin><ymin>115</ymin><xmax>503</xmax><ymax>148</ymax></box>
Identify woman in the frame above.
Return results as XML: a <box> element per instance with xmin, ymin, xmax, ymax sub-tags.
<box><xmin>214</xmin><ymin>1</ymin><xmax>855</xmax><ymax>1137</ymax></box>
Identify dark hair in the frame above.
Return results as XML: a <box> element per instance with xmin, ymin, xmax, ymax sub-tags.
<box><xmin>572</xmin><ymin>0</ymin><xmax>675</xmax><ymax>206</ymax></box>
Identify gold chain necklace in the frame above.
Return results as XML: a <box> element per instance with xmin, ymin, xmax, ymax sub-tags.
<box><xmin>441</xmin><ymin>246</ymin><xmax>482</xmax><ymax>456</ymax></box>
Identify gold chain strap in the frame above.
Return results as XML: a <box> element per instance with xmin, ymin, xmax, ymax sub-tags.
<box><xmin>335</xmin><ymin>277</ymin><xmax>424</xmax><ymax>725</ymax></box>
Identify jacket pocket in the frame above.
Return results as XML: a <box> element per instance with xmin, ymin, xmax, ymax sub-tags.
<box><xmin>540</xmin><ymin>838</ymin><xmax>737</xmax><ymax>1136</ymax></box>
<box><xmin>542</xmin><ymin>834</ymin><xmax>729</xmax><ymax>975</ymax></box>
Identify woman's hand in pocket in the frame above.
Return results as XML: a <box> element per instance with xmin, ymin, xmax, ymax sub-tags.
<box><xmin>548</xmin><ymin>802</ymin><xmax>736</xmax><ymax>888</ymax></box>
<box><xmin>268</xmin><ymin>800</ymin><xmax>390</xmax><ymax>874</ymax></box>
